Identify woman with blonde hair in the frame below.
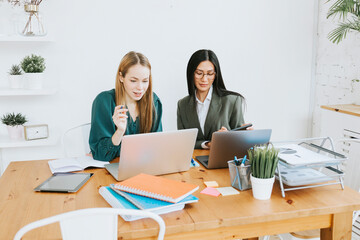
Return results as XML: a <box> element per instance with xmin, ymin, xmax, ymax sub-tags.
<box><xmin>90</xmin><ymin>51</ymin><xmax>162</xmax><ymax>161</ymax></box>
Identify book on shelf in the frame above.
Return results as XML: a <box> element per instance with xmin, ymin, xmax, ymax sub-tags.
<box><xmin>99</xmin><ymin>186</ymin><xmax>198</xmax><ymax>221</ymax></box>
<box><xmin>112</xmin><ymin>173</ymin><xmax>199</xmax><ymax>203</ymax></box>
<box><xmin>48</xmin><ymin>155</ymin><xmax>109</xmax><ymax>174</ymax></box>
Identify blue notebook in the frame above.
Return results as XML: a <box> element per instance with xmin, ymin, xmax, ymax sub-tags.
<box><xmin>99</xmin><ymin>186</ymin><xmax>198</xmax><ymax>221</ymax></box>
<box><xmin>109</xmin><ymin>184</ymin><xmax>199</xmax><ymax>210</ymax></box>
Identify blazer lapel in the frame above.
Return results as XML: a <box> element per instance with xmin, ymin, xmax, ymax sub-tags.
<box><xmin>186</xmin><ymin>96</ymin><xmax>205</xmax><ymax>139</ymax></box>
<box><xmin>204</xmin><ymin>92</ymin><xmax>222</xmax><ymax>139</ymax></box>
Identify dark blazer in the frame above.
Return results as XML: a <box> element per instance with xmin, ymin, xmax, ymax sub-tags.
<box><xmin>177</xmin><ymin>91</ymin><xmax>244</xmax><ymax>149</ymax></box>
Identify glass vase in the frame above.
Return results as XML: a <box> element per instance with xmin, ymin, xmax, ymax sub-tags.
<box><xmin>19</xmin><ymin>4</ymin><xmax>47</xmax><ymax>36</ymax></box>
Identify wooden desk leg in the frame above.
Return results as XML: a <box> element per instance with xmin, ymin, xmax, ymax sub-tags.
<box><xmin>320</xmin><ymin>212</ymin><xmax>352</xmax><ymax>240</ymax></box>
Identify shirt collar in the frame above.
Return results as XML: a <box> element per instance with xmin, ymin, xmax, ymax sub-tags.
<box><xmin>195</xmin><ymin>85</ymin><xmax>213</xmax><ymax>104</ymax></box>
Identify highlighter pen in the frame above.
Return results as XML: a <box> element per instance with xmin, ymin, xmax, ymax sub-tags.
<box><xmin>240</xmin><ymin>155</ymin><xmax>247</xmax><ymax>166</ymax></box>
<box><xmin>232</xmin><ymin>156</ymin><xmax>241</xmax><ymax>188</ymax></box>
<box><xmin>191</xmin><ymin>158</ymin><xmax>196</xmax><ymax>167</ymax></box>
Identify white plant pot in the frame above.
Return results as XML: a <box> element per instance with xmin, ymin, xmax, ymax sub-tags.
<box><xmin>25</xmin><ymin>73</ymin><xmax>43</xmax><ymax>89</ymax></box>
<box><xmin>8</xmin><ymin>75</ymin><xmax>25</xmax><ymax>89</ymax></box>
<box><xmin>7</xmin><ymin>125</ymin><xmax>24</xmax><ymax>140</ymax></box>
<box><xmin>250</xmin><ymin>174</ymin><xmax>275</xmax><ymax>200</ymax></box>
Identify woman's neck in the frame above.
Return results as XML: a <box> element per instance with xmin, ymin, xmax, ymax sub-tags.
<box><xmin>125</xmin><ymin>94</ymin><xmax>138</xmax><ymax>121</ymax></box>
<box><xmin>196</xmin><ymin>90</ymin><xmax>209</xmax><ymax>103</ymax></box>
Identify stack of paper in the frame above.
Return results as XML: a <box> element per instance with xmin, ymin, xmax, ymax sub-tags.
<box><xmin>278</xmin><ymin>144</ymin><xmax>339</xmax><ymax>166</ymax></box>
<box><xmin>99</xmin><ymin>186</ymin><xmax>198</xmax><ymax>221</ymax></box>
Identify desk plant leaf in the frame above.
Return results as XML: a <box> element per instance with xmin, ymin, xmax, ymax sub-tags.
<box><xmin>248</xmin><ymin>144</ymin><xmax>279</xmax><ymax>179</ymax></box>
<box><xmin>21</xmin><ymin>54</ymin><xmax>46</xmax><ymax>73</ymax></box>
<box><xmin>1</xmin><ymin>113</ymin><xmax>27</xmax><ymax>126</ymax></box>
<box><xmin>8</xmin><ymin>64</ymin><xmax>23</xmax><ymax>75</ymax></box>
<box><xmin>327</xmin><ymin>0</ymin><xmax>360</xmax><ymax>44</ymax></box>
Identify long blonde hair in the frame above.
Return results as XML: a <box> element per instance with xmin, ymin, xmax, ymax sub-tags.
<box><xmin>115</xmin><ymin>51</ymin><xmax>153</xmax><ymax>133</ymax></box>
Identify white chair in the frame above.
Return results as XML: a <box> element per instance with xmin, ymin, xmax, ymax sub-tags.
<box><xmin>62</xmin><ymin>123</ymin><xmax>91</xmax><ymax>157</ymax></box>
<box><xmin>14</xmin><ymin>208</ymin><xmax>165</xmax><ymax>240</ymax></box>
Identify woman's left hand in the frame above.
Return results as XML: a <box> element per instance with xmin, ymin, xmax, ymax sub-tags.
<box><xmin>218</xmin><ymin>126</ymin><xmax>228</xmax><ymax>132</ymax></box>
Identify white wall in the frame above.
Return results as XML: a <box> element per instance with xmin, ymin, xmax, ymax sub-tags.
<box><xmin>0</xmin><ymin>0</ymin><xmax>316</xmax><ymax>165</ymax></box>
<box><xmin>312</xmin><ymin>0</ymin><xmax>360</xmax><ymax>137</ymax></box>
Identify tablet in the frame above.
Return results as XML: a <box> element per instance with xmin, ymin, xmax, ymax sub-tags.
<box><xmin>34</xmin><ymin>173</ymin><xmax>93</xmax><ymax>192</ymax></box>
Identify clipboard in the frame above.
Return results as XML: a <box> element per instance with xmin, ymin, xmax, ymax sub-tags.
<box><xmin>34</xmin><ymin>173</ymin><xmax>93</xmax><ymax>193</ymax></box>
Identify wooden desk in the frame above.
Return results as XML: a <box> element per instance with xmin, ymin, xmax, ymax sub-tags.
<box><xmin>1</xmin><ymin>149</ymin><xmax>360</xmax><ymax>239</ymax></box>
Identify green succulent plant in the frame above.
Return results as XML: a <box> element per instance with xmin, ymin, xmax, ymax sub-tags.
<box><xmin>248</xmin><ymin>144</ymin><xmax>279</xmax><ymax>179</ymax></box>
<box><xmin>8</xmin><ymin>64</ymin><xmax>23</xmax><ymax>75</ymax></box>
<box><xmin>21</xmin><ymin>54</ymin><xmax>46</xmax><ymax>73</ymax></box>
<box><xmin>1</xmin><ymin>112</ymin><xmax>28</xmax><ymax>126</ymax></box>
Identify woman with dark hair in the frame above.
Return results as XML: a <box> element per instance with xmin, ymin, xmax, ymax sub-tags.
<box><xmin>89</xmin><ymin>51</ymin><xmax>162</xmax><ymax>161</ymax></box>
<box><xmin>177</xmin><ymin>49</ymin><xmax>251</xmax><ymax>149</ymax></box>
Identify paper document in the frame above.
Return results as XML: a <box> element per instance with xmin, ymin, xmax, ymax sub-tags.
<box><xmin>277</xmin><ymin>144</ymin><xmax>339</xmax><ymax>166</ymax></box>
<box><xmin>48</xmin><ymin>156</ymin><xmax>108</xmax><ymax>174</ymax></box>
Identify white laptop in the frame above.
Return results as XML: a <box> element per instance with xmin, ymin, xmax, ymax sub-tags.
<box><xmin>105</xmin><ymin>128</ymin><xmax>198</xmax><ymax>181</ymax></box>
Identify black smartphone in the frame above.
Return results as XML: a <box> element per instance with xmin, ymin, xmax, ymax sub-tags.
<box><xmin>231</xmin><ymin>123</ymin><xmax>253</xmax><ymax>131</ymax></box>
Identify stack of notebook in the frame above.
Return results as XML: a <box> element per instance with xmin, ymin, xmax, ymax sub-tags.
<box><xmin>99</xmin><ymin>173</ymin><xmax>199</xmax><ymax>221</ymax></box>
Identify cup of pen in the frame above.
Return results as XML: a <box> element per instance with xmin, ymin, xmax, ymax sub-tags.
<box><xmin>227</xmin><ymin>156</ymin><xmax>252</xmax><ymax>191</ymax></box>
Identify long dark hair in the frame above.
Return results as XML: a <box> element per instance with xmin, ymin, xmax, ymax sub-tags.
<box><xmin>186</xmin><ymin>49</ymin><xmax>244</xmax><ymax>99</ymax></box>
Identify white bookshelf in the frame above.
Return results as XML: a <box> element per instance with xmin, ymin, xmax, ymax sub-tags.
<box><xmin>0</xmin><ymin>134</ymin><xmax>58</xmax><ymax>148</ymax></box>
<box><xmin>0</xmin><ymin>35</ymin><xmax>54</xmax><ymax>42</ymax></box>
<box><xmin>0</xmin><ymin>88</ymin><xmax>57</xmax><ymax>96</ymax></box>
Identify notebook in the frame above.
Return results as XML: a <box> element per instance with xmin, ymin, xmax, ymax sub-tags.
<box><xmin>105</xmin><ymin>128</ymin><xmax>198</xmax><ymax>181</ymax></box>
<box><xmin>48</xmin><ymin>156</ymin><xmax>108</xmax><ymax>174</ymax></box>
<box><xmin>112</xmin><ymin>173</ymin><xmax>199</xmax><ymax>203</ymax></box>
<box><xmin>109</xmin><ymin>185</ymin><xmax>198</xmax><ymax>210</ymax></box>
<box><xmin>99</xmin><ymin>186</ymin><xmax>198</xmax><ymax>221</ymax></box>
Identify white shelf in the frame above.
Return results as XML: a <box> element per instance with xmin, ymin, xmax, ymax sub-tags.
<box><xmin>0</xmin><ymin>88</ymin><xmax>57</xmax><ymax>96</ymax></box>
<box><xmin>0</xmin><ymin>134</ymin><xmax>58</xmax><ymax>148</ymax></box>
<box><xmin>0</xmin><ymin>35</ymin><xmax>54</xmax><ymax>42</ymax></box>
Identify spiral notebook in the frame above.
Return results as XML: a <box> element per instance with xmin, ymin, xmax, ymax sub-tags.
<box><xmin>112</xmin><ymin>173</ymin><xmax>199</xmax><ymax>203</ymax></box>
<box><xmin>99</xmin><ymin>186</ymin><xmax>198</xmax><ymax>221</ymax></box>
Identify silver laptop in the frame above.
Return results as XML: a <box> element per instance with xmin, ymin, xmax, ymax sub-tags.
<box><xmin>105</xmin><ymin>128</ymin><xmax>198</xmax><ymax>181</ymax></box>
<box><xmin>196</xmin><ymin>129</ymin><xmax>272</xmax><ymax>169</ymax></box>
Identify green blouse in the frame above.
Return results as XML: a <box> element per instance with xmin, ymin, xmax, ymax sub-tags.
<box><xmin>89</xmin><ymin>89</ymin><xmax>163</xmax><ymax>161</ymax></box>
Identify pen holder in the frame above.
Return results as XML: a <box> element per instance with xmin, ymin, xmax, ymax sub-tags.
<box><xmin>227</xmin><ymin>160</ymin><xmax>252</xmax><ymax>191</ymax></box>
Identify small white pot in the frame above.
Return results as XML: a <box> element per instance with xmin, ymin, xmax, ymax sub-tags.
<box><xmin>7</xmin><ymin>125</ymin><xmax>24</xmax><ymax>140</ymax></box>
<box><xmin>8</xmin><ymin>75</ymin><xmax>25</xmax><ymax>89</ymax></box>
<box><xmin>250</xmin><ymin>174</ymin><xmax>275</xmax><ymax>200</ymax></box>
<box><xmin>25</xmin><ymin>73</ymin><xmax>43</xmax><ymax>89</ymax></box>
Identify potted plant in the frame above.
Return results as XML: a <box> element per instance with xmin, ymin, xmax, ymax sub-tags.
<box><xmin>248</xmin><ymin>144</ymin><xmax>279</xmax><ymax>200</ymax></box>
<box><xmin>327</xmin><ymin>0</ymin><xmax>360</xmax><ymax>44</ymax></box>
<box><xmin>8</xmin><ymin>64</ymin><xmax>24</xmax><ymax>89</ymax></box>
<box><xmin>21</xmin><ymin>54</ymin><xmax>46</xmax><ymax>89</ymax></box>
<box><xmin>327</xmin><ymin>1</ymin><xmax>360</xmax><ymax>104</ymax></box>
<box><xmin>1</xmin><ymin>112</ymin><xmax>28</xmax><ymax>140</ymax></box>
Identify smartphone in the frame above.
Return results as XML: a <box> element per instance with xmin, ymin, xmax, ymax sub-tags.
<box><xmin>231</xmin><ymin>123</ymin><xmax>253</xmax><ymax>131</ymax></box>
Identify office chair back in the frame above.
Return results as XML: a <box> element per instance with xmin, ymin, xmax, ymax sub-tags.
<box><xmin>14</xmin><ymin>208</ymin><xmax>165</xmax><ymax>240</ymax></box>
<box><xmin>62</xmin><ymin>123</ymin><xmax>91</xmax><ymax>157</ymax></box>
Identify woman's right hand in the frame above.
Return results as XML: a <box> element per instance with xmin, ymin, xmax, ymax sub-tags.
<box><xmin>111</xmin><ymin>105</ymin><xmax>128</xmax><ymax>145</ymax></box>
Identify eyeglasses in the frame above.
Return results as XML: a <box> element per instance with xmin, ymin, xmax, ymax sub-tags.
<box><xmin>194</xmin><ymin>70</ymin><xmax>216</xmax><ymax>79</ymax></box>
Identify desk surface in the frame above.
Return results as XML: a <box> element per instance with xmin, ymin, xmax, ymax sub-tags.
<box><xmin>1</xmin><ymin>149</ymin><xmax>360</xmax><ymax>239</ymax></box>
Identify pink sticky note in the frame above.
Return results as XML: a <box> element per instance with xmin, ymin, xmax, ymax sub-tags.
<box><xmin>200</xmin><ymin>187</ymin><xmax>221</xmax><ymax>197</ymax></box>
